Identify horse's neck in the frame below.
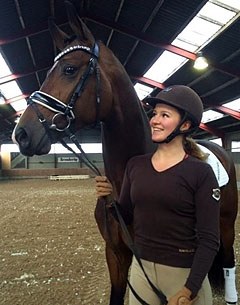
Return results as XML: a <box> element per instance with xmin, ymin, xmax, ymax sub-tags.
<box><xmin>102</xmin><ymin>78</ymin><xmax>155</xmax><ymax>195</ymax></box>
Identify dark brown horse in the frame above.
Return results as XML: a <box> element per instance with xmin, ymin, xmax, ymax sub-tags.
<box><xmin>12</xmin><ymin>2</ymin><xmax>238</xmax><ymax>304</ymax></box>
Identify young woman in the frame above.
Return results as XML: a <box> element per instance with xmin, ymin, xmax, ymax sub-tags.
<box><xmin>95</xmin><ymin>85</ymin><xmax>220</xmax><ymax>305</ymax></box>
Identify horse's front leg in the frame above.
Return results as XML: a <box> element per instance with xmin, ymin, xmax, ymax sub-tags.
<box><xmin>106</xmin><ymin>242</ymin><xmax>132</xmax><ymax>305</ymax></box>
<box><xmin>219</xmin><ymin>182</ymin><xmax>238</xmax><ymax>305</ymax></box>
<box><xmin>220</xmin><ymin>217</ymin><xmax>238</xmax><ymax>305</ymax></box>
<box><xmin>95</xmin><ymin>198</ymin><xmax>132</xmax><ymax>305</ymax></box>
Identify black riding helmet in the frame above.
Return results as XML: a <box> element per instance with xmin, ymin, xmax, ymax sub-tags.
<box><xmin>143</xmin><ymin>85</ymin><xmax>203</xmax><ymax>143</ymax></box>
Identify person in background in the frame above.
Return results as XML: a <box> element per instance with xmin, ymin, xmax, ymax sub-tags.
<box><xmin>95</xmin><ymin>85</ymin><xmax>220</xmax><ymax>305</ymax></box>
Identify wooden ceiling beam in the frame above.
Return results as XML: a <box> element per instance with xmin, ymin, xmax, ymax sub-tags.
<box><xmin>131</xmin><ymin>76</ymin><xmax>165</xmax><ymax>89</ymax></box>
<box><xmin>0</xmin><ymin>67</ymin><xmax>48</xmax><ymax>85</ymax></box>
<box><xmin>4</xmin><ymin>94</ymin><xmax>29</xmax><ymax>104</ymax></box>
<box><xmin>215</xmin><ymin>105</ymin><xmax>240</xmax><ymax>120</ymax></box>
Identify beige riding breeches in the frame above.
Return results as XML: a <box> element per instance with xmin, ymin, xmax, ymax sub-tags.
<box><xmin>129</xmin><ymin>257</ymin><xmax>212</xmax><ymax>305</ymax></box>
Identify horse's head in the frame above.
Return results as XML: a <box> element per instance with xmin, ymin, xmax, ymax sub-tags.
<box><xmin>12</xmin><ymin>1</ymin><xmax>113</xmax><ymax>156</ymax></box>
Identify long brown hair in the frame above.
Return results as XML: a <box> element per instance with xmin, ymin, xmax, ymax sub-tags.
<box><xmin>183</xmin><ymin>137</ymin><xmax>209</xmax><ymax>161</ymax></box>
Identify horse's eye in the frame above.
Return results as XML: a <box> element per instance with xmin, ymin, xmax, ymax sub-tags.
<box><xmin>63</xmin><ymin>66</ymin><xmax>78</xmax><ymax>75</ymax></box>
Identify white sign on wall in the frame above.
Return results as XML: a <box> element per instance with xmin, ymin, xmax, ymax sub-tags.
<box><xmin>58</xmin><ymin>157</ymin><xmax>79</xmax><ymax>163</ymax></box>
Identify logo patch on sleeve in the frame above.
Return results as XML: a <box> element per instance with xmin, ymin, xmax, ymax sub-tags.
<box><xmin>212</xmin><ymin>188</ymin><xmax>221</xmax><ymax>201</ymax></box>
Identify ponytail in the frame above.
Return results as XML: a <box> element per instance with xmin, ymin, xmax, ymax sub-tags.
<box><xmin>183</xmin><ymin>137</ymin><xmax>209</xmax><ymax>161</ymax></box>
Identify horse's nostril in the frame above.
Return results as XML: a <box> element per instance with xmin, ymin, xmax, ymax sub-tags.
<box><xmin>15</xmin><ymin>127</ymin><xmax>30</xmax><ymax>149</ymax></box>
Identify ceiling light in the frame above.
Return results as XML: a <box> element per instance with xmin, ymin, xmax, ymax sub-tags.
<box><xmin>193</xmin><ymin>52</ymin><xmax>209</xmax><ymax>70</ymax></box>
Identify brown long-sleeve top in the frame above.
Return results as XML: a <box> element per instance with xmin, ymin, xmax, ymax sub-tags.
<box><xmin>118</xmin><ymin>153</ymin><xmax>220</xmax><ymax>298</ymax></box>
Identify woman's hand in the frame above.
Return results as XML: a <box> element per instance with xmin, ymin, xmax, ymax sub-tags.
<box><xmin>168</xmin><ymin>287</ymin><xmax>195</xmax><ymax>305</ymax></box>
<box><xmin>95</xmin><ymin>176</ymin><xmax>113</xmax><ymax>198</ymax></box>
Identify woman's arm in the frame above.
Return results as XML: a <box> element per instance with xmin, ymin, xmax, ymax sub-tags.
<box><xmin>185</xmin><ymin>164</ymin><xmax>220</xmax><ymax>298</ymax></box>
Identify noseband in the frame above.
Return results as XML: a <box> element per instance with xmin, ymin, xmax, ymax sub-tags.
<box><xmin>28</xmin><ymin>42</ymin><xmax>100</xmax><ymax>132</ymax></box>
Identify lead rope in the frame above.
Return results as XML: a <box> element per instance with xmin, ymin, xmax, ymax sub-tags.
<box><xmin>60</xmin><ymin>129</ymin><xmax>101</xmax><ymax>176</ymax></box>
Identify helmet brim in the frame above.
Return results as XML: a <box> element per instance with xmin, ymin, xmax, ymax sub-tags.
<box><xmin>143</xmin><ymin>96</ymin><xmax>182</xmax><ymax>111</ymax></box>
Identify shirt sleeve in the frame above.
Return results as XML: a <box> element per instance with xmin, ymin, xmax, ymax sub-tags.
<box><xmin>185</xmin><ymin>164</ymin><xmax>220</xmax><ymax>298</ymax></box>
<box><xmin>117</xmin><ymin>160</ymin><xmax>134</xmax><ymax>225</ymax></box>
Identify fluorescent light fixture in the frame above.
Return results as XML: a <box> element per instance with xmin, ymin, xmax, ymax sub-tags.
<box><xmin>134</xmin><ymin>83</ymin><xmax>153</xmax><ymax>100</ymax></box>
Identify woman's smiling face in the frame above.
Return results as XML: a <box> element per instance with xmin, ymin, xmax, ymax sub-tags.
<box><xmin>149</xmin><ymin>103</ymin><xmax>182</xmax><ymax>143</ymax></box>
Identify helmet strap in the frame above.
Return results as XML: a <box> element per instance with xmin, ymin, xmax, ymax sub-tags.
<box><xmin>153</xmin><ymin>113</ymin><xmax>195</xmax><ymax>144</ymax></box>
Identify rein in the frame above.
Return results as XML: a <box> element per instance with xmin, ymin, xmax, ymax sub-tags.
<box><xmin>28</xmin><ymin>41</ymin><xmax>167</xmax><ymax>305</ymax></box>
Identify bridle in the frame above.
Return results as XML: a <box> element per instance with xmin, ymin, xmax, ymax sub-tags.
<box><xmin>27</xmin><ymin>42</ymin><xmax>102</xmax><ymax>175</ymax></box>
<box><xmin>28</xmin><ymin>43</ymin><xmax>100</xmax><ymax>131</ymax></box>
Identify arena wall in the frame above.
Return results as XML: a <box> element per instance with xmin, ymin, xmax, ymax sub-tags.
<box><xmin>0</xmin><ymin>167</ymin><xmax>105</xmax><ymax>179</ymax></box>
<box><xmin>0</xmin><ymin>151</ymin><xmax>240</xmax><ymax>186</ymax></box>
<box><xmin>0</xmin><ymin>151</ymin><xmax>105</xmax><ymax>179</ymax></box>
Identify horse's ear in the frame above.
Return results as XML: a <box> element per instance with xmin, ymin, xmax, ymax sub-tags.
<box><xmin>65</xmin><ymin>0</ymin><xmax>95</xmax><ymax>44</ymax></box>
<box><xmin>48</xmin><ymin>17</ymin><xmax>70</xmax><ymax>51</ymax></box>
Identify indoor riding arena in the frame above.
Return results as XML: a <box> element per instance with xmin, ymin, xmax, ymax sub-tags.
<box><xmin>0</xmin><ymin>152</ymin><xmax>240</xmax><ymax>305</ymax></box>
<box><xmin>0</xmin><ymin>1</ymin><xmax>240</xmax><ymax>305</ymax></box>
